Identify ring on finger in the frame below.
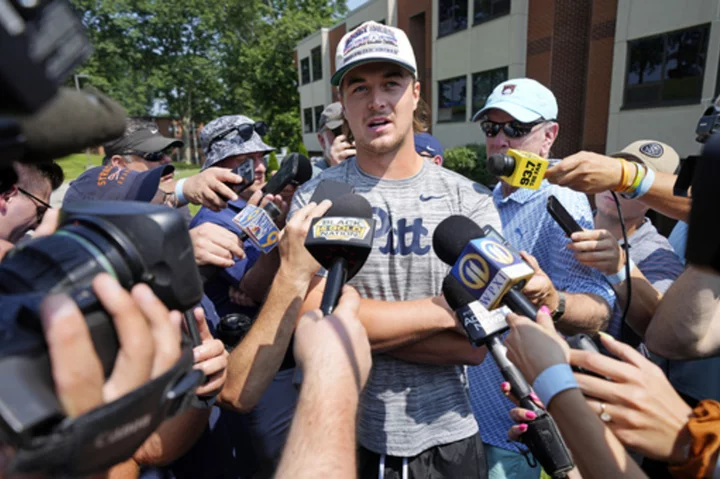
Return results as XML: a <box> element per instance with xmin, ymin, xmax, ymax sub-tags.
<box><xmin>599</xmin><ymin>403</ymin><xmax>612</xmax><ymax>423</ymax></box>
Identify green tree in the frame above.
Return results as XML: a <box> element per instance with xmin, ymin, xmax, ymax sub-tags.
<box><xmin>267</xmin><ymin>150</ymin><xmax>280</xmax><ymax>179</ymax></box>
<box><xmin>444</xmin><ymin>143</ymin><xmax>495</xmax><ymax>188</ymax></box>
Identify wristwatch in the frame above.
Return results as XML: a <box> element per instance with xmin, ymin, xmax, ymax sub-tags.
<box><xmin>551</xmin><ymin>292</ymin><xmax>566</xmax><ymax>322</ymax></box>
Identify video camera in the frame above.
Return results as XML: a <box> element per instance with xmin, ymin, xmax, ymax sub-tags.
<box><xmin>0</xmin><ymin>0</ymin><xmax>204</xmax><ymax>475</ymax></box>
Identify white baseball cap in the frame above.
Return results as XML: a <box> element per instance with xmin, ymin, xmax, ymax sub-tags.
<box><xmin>471</xmin><ymin>78</ymin><xmax>558</xmax><ymax>123</ymax></box>
<box><xmin>331</xmin><ymin>21</ymin><xmax>417</xmax><ymax>87</ymax></box>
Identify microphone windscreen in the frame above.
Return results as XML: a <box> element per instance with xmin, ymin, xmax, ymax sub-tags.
<box><xmin>14</xmin><ymin>87</ymin><xmax>126</xmax><ymax>163</ymax></box>
<box><xmin>487</xmin><ymin>154</ymin><xmax>514</xmax><ymax>177</ymax></box>
<box><xmin>292</xmin><ymin>153</ymin><xmax>313</xmax><ymax>185</ymax></box>
<box><xmin>442</xmin><ymin>274</ymin><xmax>476</xmax><ymax>310</ymax></box>
<box><xmin>325</xmin><ymin>193</ymin><xmax>373</xmax><ymax>219</ymax></box>
<box><xmin>432</xmin><ymin>215</ymin><xmax>485</xmax><ymax>265</ymax></box>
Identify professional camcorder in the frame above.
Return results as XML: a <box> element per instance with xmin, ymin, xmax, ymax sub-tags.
<box><xmin>0</xmin><ymin>201</ymin><xmax>205</xmax><ymax>475</ymax></box>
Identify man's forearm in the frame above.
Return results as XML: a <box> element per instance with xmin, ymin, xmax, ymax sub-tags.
<box><xmin>275</xmin><ymin>371</ymin><xmax>358</xmax><ymax>477</ymax></box>
<box><xmin>557</xmin><ymin>293</ymin><xmax>610</xmax><ymax>336</ymax></box>
<box><xmin>238</xmin><ymin>248</ymin><xmax>280</xmax><ymax>304</ymax></box>
<box><xmin>639</xmin><ymin>172</ymin><xmax>690</xmax><ymax>222</ymax></box>
<box><xmin>613</xmin><ymin>268</ymin><xmax>663</xmax><ymax>338</ymax></box>
<box><xmin>646</xmin><ymin>266</ymin><xmax>720</xmax><ymax>359</ymax></box>
<box><xmin>548</xmin><ymin>389</ymin><xmax>646</xmax><ymax>479</ymax></box>
<box><xmin>389</xmin><ymin>331</ymin><xmax>487</xmax><ymax>365</ymax></box>
<box><xmin>301</xmin><ymin>278</ymin><xmax>457</xmax><ymax>352</ymax></box>
<box><xmin>133</xmin><ymin>408</ymin><xmax>210</xmax><ymax>466</ymax></box>
<box><xmin>219</xmin><ymin>268</ymin><xmax>309</xmax><ymax>412</ymax></box>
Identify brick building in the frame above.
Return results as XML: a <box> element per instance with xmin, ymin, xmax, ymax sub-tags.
<box><xmin>295</xmin><ymin>0</ymin><xmax>720</xmax><ymax>159</ymax></box>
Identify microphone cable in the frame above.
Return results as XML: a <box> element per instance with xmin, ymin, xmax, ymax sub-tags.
<box><xmin>609</xmin><ymin>191</ymin><xmax>632</xmax><ymax>343</ymax></box>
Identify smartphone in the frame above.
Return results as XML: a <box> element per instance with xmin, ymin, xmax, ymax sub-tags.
<box><xmin>547</xmin><ymin>195</ymin><xmax>583</xmax><ymax>237</ymax></box>
<box><xmin>309</xmin><ymin>179</ymin><xmax>354</xmax><ymax>204</ymax></box>
<box><xmin>230</xmin><ymin>161</ymin><xmax>255</xmax><ymax>194</ymax></box>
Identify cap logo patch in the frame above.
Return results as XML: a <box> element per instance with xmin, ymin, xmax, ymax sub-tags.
<box><xmin>501</xmin><ymin>84</ymin><xmax>516</xmax><ymax>95</ymax></box>
<box><xmin>343</xmin><ymin>24</ymin><xmax>399</xmax><ymax>61</ymax></box>
<box><xmin>639</xmin><ymin>142</ymin><xmax>664</xmax><ymax>158</ymax></box>
<box><xmin>149</xmin><ymin>127</ymin><xmax>158</xmax><ymax>134</ymax></box>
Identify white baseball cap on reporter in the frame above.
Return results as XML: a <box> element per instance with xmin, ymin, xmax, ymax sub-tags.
<box><xmin>331</xmin><ymin>21</ymin><xmax>417</xmax><ymax>87</ymax></box>
<box><xmin>472</xmin><ymin>78</ymin><xmax>558</xmax><ymax>123</ymax></box>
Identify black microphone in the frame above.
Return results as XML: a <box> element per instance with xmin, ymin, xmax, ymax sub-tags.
<box><xmin>7</xmin><ymin>87</ymin><xmax>126</xmax><ymax>164</ymax></box>
<box><xmin>304</xmin><ymin>193</ymin><xmax>375</xmax><ymax>314</ymax></box>
<box><xmin>443</xmin><ymin>276</ymin><xmax>575</xmax><ymax>478</ymax></box>
<box><xmin>262</xmin><ymin>152</ymin><xmax>313</xmax><ymax>195</ymax></box>
<box><xmin>433</xmin><ymin>215</ymin><xmax>538</xmax><ymax>318</ymax></box>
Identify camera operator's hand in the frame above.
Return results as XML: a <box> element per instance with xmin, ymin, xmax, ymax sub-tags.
<box><xmin>505</xmin><ymin>307</ymin><xmax>570</xmax><ymax>384</ymax></box>
<box><xmin>571</xmin><ymin>334</ymin><xmax>694</xmax><ymax>463</ymax></box>
<box><xmin>183</xmin><ymin>168</ymin><xmax>243</xmax><ymax>212</ymax></box>
<box><xmin>294</xmin><ymin>286</ymin><xmax>371</xmax><ymax>391</ymax></box>
<box><xmin>329</xmin><ymin>134</ymin><xmax>356</xmax><ymax>166</ymax></box>
<box><xmin>41</xmin><ymin>273</ymin><xmax>183</xmax><ymax>416</ymax></box>
<box><xmin>566</xmin><ymin>229</ymin><xmax>624</xmax><ymax>275</ymax></box>
<box><xmin>189</xmin><ymin>223</ymin><xmax>246</xmax><ymax>268</ymax></box>
<box><xmin>545</xmin><ymin>151</ymin><xmax>623</xmax><ymax>194</ymax></box>
<box><xmin>189</xmin><ymin>307</ymin><xmax>228</xmax><ymax>398</ymax></box>
<box><xmin>276</xmin><ymin>200</ymin><xmax>332</xmax><ymax>283</ymax></box>
<box><xmin>520</xmin><ymin>251</ymin><xmax>561</xmax><ymax>313</ymax></box>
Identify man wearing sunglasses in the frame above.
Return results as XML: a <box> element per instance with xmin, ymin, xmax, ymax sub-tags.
<box><xmin>102</xmin><ymin>118</ymin><xmax>182</xmax><ymax>172</ymax></box>
<box><xmin>0</xmin><ymin>160</ymin><xmax>63</xmax><ymax>245</ymax></box>
<box><xmin>313</xmin><ymin>102</ymin><xmax>356</xmax><ymax>177</ymax></box>
<box><xmin>467</xmin><ymin>78</ymin><xmax>615</xmax><ymax>479</ymax></box>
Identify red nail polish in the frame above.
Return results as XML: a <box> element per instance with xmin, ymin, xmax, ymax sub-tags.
<box><xmin>539</xmin><ymin>305</ymin><xmax>551</xmax><ymax>315</ymax></box>
<box><xmin>526</xmin><ymin>411</ymin><xmax>537</xmax><ymax>420</ymax></box>
<box><xmin>518</xmin><ymin>423</ymin><xmax>528</xmax><ymax>432</ymax></box>
<box><xmin>501</xmin><ymin>382</ymin><xmax>510</xmax><ymax>391</ymax></box>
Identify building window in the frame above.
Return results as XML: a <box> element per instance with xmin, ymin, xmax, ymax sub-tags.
<box><xmin>301</xmin><ymin>57</ymin><xmax>311</xmax><ymax>85</ymax></box>
<box><xmin>473</xmin><ymin>0</ymin><xmax>510</xmax><ymax>25</ymax></box>
<box><xmin>303</xmin><ymin>108</ymin><xmax>313</xmax><ymax>133</ymax></box>
<box><xmin>438</xmin><ymin>0</ymin><xmax>468</xmax><ymax>38</ymax></box>
<box><xmin>438</xmin><ymin>76</ymin><xmax>467</xmax><ymax>123</ymax></box>
<box><xmin>624</xmin><ymin>24</ymin><xmax>710</xmax><ymax>109</ymax></box>
<box><xmin>471</xmin><ymin>67</ymin><xmax>508</xmax><ymax>118</ymax></box>
<box><xmin>311</xmin><ymin>47</ymin><xmax>322</xmax><ymax>82</ymax></box>
<box><xmin>314</xmin><ymin>105</ymin><xmax>324</xmax><ymax>132</ymax></box>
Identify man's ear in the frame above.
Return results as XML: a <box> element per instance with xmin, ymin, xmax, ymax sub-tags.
<box><xmin>413</xmin><ymin>81</ymin><xmax>421</xmax><ymax>110</ymax></box>
<box><xmin>0</xmin><ymin>185</ymin><xmax>17</xmax><ymax>214</ymax></box>
<box><xmin>543</xmin><ymin>122</ymin><xmax>560</xmax><ymax>157</ymax></box>
<box><xmin>433</xmin><ymin>155</ymin><xmax>443</xmax><ymax>167</ymax></box>
<box><xmin>111</xmin><ymin>155</ymin><xmax>128</xmax><ymax>168</ymax></box>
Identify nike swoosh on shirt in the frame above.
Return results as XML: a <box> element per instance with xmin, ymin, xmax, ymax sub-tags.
<box><xmin>419</xmin><ymin>195</ymin><xmax>445</xmax><ymax>202</ymax></box>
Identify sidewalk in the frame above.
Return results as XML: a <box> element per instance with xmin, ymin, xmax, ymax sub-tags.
<box><xmin>51</xmin><ymin>182</ymin><xmax>70</xmax><ymax>209</ymax></box>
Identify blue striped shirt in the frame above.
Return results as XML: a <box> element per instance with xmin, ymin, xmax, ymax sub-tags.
<box><xmin>467</xmin><ymin>180</ymin><xmax>616</xmax><ymax>451</ymax></box>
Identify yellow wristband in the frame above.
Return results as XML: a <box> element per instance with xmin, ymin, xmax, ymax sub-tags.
<box><xmin>614</xmin><ymin>159</ymin><xmax>629</xmax><ymax>192</ymax></box>
<box><xmin>627</xmin><ymin>163</ymin><xmax>646</xmax><ymax>193</ymax></box>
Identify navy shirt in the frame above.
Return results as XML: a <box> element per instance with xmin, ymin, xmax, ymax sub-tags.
<box><xmin>189</xmin><ymin>199</ymin><xmax>262</xmax><ymax>318</ymax></box>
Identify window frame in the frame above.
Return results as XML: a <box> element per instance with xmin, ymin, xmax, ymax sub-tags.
<box><xmin>303</xmin><ymin>107</ymin><xmax>314</xmax><ymax>133</ymax></box>
<box><xmin>437</xmin><ymin>75</ymin><xmax>468</xmax><ymax>123</ymax></box>
<box><xmin>471</xmin><ymin>66</ymin><xmax>509</xmax><ymax>118</ymax></box>
<box><xmin>314</xmin><ymin>105</ymin><xmax>324</xmax><ymax>133</ymax></box>
<box><xmin>472</xmin><ymin>0</ymin><xmax>511</xmax><ymax>27</ymax></box>
<box><xmin>438</xmin><ymin>0</ymin><xmax>469</xmax><ymax>39</ymax></box>
<box><xmin>300</xmin><ymin>57</ymin><xmax>311</xmax><ymax>85</ymax></box>
<box><xmin>622</xmin><ymin>23</ymin><xmax>710</xmax><ymax>110</ymax></box>
<box><xmin>311</xmin><ymin>46</ymin><xmax>322</xmax><ymax>82</ymax></box>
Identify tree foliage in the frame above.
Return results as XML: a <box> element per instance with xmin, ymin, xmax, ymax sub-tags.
<box><xmin>71</xmin><ymin>0</ymin><xmax>347</xmax><ymax>150</ymax></box>
<box><xmin>443</xmin><ymin>144</ymin><xmax>496</xmax><ymax>188</ymax></box>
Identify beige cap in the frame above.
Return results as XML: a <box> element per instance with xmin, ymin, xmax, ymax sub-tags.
<box><xmin>610</xmin><ymin>140</ymin><xmax>679</xmax><ymax>174</ymax></box>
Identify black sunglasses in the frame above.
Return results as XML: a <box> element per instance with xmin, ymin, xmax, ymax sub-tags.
<box><xmin>17</xmin><ymin>187</ymin><xmax>51</xmax><ymax>225</ymax></box>
<box><xmin>207</xmin><ymin>121</ymin><xmax>269</xmax><ymax>151</ymax></box>
<box><xmin>480</xmin><ymin>119</ymin><xmax>547</xmax><ymax>139</ymax></box>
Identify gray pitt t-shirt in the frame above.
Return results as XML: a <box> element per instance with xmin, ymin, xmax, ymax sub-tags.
<box><xmin>290</xmin><ymin>158</ymin><xmax>502</xmax><ymax>456</ymax></box>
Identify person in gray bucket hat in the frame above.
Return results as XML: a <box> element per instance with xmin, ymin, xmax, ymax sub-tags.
<box><xmin>201</xmin><ymin>115</ymin><xmax>275</xmax><ymax>195</ymax></box>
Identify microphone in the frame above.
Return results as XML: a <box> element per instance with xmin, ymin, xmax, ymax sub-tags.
<box><xmin>7</xmin><ymin>87</ymin><xmax>127</xmax><ymax>164</ymax></box>
<box><xmin>262</xmin><ymin>152</ymin><xmax>313</xmax><ymax>195</ymax></box>
<box><xmin>198</xmin><ymin>201</ymin><xmax>283</xmax><ymax>282</ymax></box>
<box><xmin>433</xmin><ymin>215</ymin><xmax>537</xmax><ymax>318</ymax></box>
<box><xmin>487</xmin><ymin>149</ymin><xmax>549</xmax><ymax>190</ymax></box>
<box><xmin>443</xmin><ymin>276</ymin><xmax>575</xmax><ymax>478</ymax></box>
<box><xmin>304</xmin><ymin>193</ymin><xmax>375</xmax><ymax>314</ymax></box>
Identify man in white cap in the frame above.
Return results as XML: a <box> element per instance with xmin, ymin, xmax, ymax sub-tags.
<box><xmin>468</xmin><ymin>79</ymin><xmax>615</xmax><ymax>478</ymax></box>
<box><xmin>291</xmin><ymin>20</ymin><xmax>500</xmax><ymax>478</ymax></box>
